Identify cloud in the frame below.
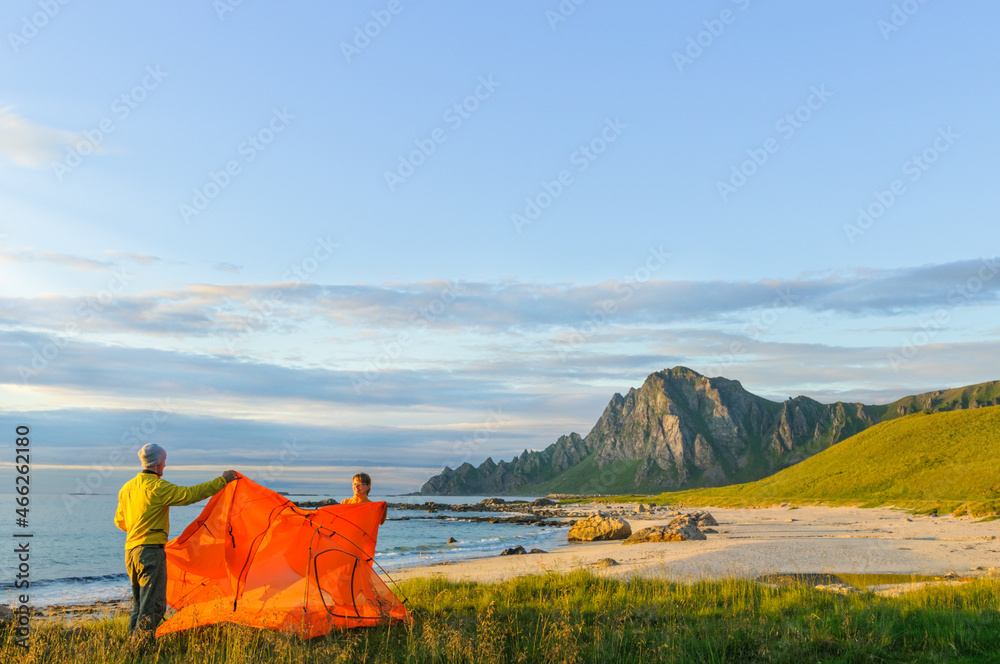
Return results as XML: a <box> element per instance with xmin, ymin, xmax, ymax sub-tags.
<box><xmin>5</xmin><ymin>322</ymin><xmax>996</xmax><ymax>417</ymax></box>
<box><xmin>0</xmin><ymin>247</ymin><xmax>166</xmax><ymax>272</ymax></box>
<box><xmin>0</xmin><ymin>408</ymin><xmax>535</xmax><ymax>471</ymax></box>
<box><xmin>103</xmin><ymin>250</ymin><xmax>162</xmax><ymax>265</ymax></box>
<box><xmin>1</xmin><ymin>256</ymin><xmax>997</xmax><ymax>450</ymax></box>
<box><xmin>0</xmin><ymin>107</ymin><xmax>89</xmax><ymax>169</ymax></box>
<box><xmin>0</xmin><ymin>330</ymin><xmax>529</xmax><ymax>410</ymax></box>
<box><xmin>1</xmin><ymin>258</ymin><xmax>997</xmax><ymax>342</ymax></box>
<box><xmin>0</xmin><ymin>249</ymin><xmax>112</xmax><ymax>271</ymax></box>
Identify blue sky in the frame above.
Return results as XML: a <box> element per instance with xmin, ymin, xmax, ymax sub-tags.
<box><xmin>2</xmin><ymin>1</ymin><xmax>999</xmax><ymax>494</ymax></box>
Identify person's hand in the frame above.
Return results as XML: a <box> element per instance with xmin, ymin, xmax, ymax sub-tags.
<box><xmin>222</xmin><ymin>470</ymin><xmax>238</xmax><ymax>483</ymax></box>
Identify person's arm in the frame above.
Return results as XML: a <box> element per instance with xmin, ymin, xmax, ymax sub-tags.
<box><xmin>157</xmin><ymin>472</ymin><xmax>235</xmax><ymax>506</ymax></box>
<box><xmin>114</xmin><ymin>491</ymin><xmax>127</xmax><ymax>532</ymax></box>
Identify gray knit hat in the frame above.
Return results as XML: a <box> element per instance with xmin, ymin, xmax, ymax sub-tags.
<box><xmin>138</xmin><ymin>443</ymin><xmax>166</xmax><ymax>468</ymax></box>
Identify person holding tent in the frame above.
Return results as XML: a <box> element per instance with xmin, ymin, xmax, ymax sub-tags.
<box><xmin>342</xmin><ymin>472</ymin><xmax>386</xmax><ymax>524</ymax></box>
<box><xmin>114</xmin><ymin>443</ymin><xmax>237</xmax><ymax>643</ymax></box>
<box><xmin>156</xmin><ymin>471</ymin><xmax>408</xmax><ymax>636</ymax></box>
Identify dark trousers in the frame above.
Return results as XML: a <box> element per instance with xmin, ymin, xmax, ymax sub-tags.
<box><xmin>126</xmin><ymin>544</ymin><xmax>167</xmax><ymax>638</ymax></box>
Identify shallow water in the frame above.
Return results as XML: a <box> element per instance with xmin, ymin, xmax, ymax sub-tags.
<box><xmin>0</xmin><ymin>468</ymin><xmax>566</xmax><ymax>607</ymax></box>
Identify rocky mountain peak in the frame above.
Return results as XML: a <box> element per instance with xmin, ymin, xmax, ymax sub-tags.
<box><xmin>419</xmin><ymin>370</ymin><xmax>1000</xmax><ymax>495</ymax></box>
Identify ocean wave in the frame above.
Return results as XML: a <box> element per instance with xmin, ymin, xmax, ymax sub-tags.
<box><xmin>0</xmin><ymin>572</ymin><xmax>128</xmax><ymax>592</ymax></box>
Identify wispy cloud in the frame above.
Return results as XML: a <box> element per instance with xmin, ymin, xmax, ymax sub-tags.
<box><xmin>0</xmin><ymin>107</ymin><xmax>89</xmax><ymax>169</ymax></box>
<box><xmin>0</xmin><ymin>249</ymin><xmax>112</xmax><ymax>271</ymax></box>
<box><xmin>0</xmin><ymin>330</ymin><xmax>522</xmax><ymax>409</ymax></box>
<box><xmin>103</xmin><ymin>250</ymin><xmax>162</xmax><ymax>265</ymax></box>
<box><xmin>0</xmin><ymin>247</ymin><xmax>165</xmax><ymax>272</ymax></box>
<box><xmin>1</xmin><ymin>258</ymin><xmax>997</xmax><ymax>339</ymax></box>
<box><xmin>4</xmin><ymin>325</ymin><xmax>996</xmax><ymax>414</ymax></box>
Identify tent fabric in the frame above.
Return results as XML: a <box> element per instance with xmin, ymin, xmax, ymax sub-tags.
<box><xmin>156</xmin><ymin>473</ymin><xmax>409</xmax><ymax>638</ymax></box>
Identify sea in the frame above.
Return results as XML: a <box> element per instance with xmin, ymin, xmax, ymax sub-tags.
<box><xmin>0</xmin><ymin>467</ymin><xmax>568</xmax><ymax>608</ymax></box>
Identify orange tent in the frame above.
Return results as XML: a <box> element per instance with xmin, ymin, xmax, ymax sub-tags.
<box><xmin>156</xmin><ymin>473</ymin><xmax>409</xmax><ymax>638</ymax></box>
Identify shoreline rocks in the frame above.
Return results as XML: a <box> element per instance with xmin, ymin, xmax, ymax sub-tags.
<box><xmin>500</xmin><ymin>546</ymin><xmax>547</xmax><ymax>556</ymax></box>
<box><xmin>568</xmin><ymin>515</ymin><xmax>632</xmax><ymax>541</ymax></box>
<box><xmin>622</xmin><ymin>511</ymin><xmax>717</xmax><ymax>544</ymax></box>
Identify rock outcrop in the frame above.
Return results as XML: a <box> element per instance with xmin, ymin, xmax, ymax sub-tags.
<box><xmin>567</xmin><ymin>515</ymin><xmax>632</xmax><ymax>542</ymax></box>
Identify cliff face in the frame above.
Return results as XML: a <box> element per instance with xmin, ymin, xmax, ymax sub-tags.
<box><xmin>419</xmin><ymin>367</ymin><xmax>1000</xmax><ymax>495</ymax></box>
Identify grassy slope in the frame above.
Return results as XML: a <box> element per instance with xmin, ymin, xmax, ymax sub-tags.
<box><xmin>535</xmin><ymin>454</ymin><xmax>643</xmax><ymax>495</ymax></box>
<box><xmin>643</xmin><ymin>405</ymin><xmax>1000</xmax><ymax>516</ymax></box>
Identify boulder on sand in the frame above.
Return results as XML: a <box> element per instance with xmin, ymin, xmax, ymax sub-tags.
<box><xmin>623</xmin><ymin>521</ymin><xmax>706</xmax><ymax>544</ymax></box>
<box><xmin>567</xmin><ymin>515</ymin><xmax>632</xmax><ymax>541</ymax></box>
<box><xmin>499</xmin><ymin>545</ymin><xmax>546</xmax><ymax>555</ymax></box>
<box><xmin>690</xmin><ymin>511</ymin><xmax>718</xmax><ymax>527</ymax></box>
<box><xmin>500</xmin><ymin>545</ymin><xmax>527</xmax><ymax>555</ymax></box>
<box><xmin>667</xmin><ymin>512</ymin><xmax>717</xmax><ymax>530</ymax></box>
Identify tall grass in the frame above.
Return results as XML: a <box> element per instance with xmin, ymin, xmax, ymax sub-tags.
<box><xmin>5</xmin><ymin>572</ymin><xmax>1000</xmax><ymax>663</ymax></box>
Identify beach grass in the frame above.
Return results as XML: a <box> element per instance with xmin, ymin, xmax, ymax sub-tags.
<box><xmin>5</xmin><ymin>572</ymin><xmax>1000</xmax><ymax>663</ymax></box>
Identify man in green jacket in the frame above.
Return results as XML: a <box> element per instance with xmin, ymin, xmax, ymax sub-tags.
<box><xmin>114</xmin><ymin>443</ymin><xmax>236</xmax><ymax>642</ymax></box>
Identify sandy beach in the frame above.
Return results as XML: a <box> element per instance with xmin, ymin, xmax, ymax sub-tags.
<box><xmin>387</xmin><ymin>504</ymin><xmax>1000</xmax><ymax>587</ymax></box>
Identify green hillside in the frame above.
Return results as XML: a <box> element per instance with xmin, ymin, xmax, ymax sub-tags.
<box><xmin>644</xmin><ymin>405</ymin><xmax>1000</xmax><ymax>516</ymax></box>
